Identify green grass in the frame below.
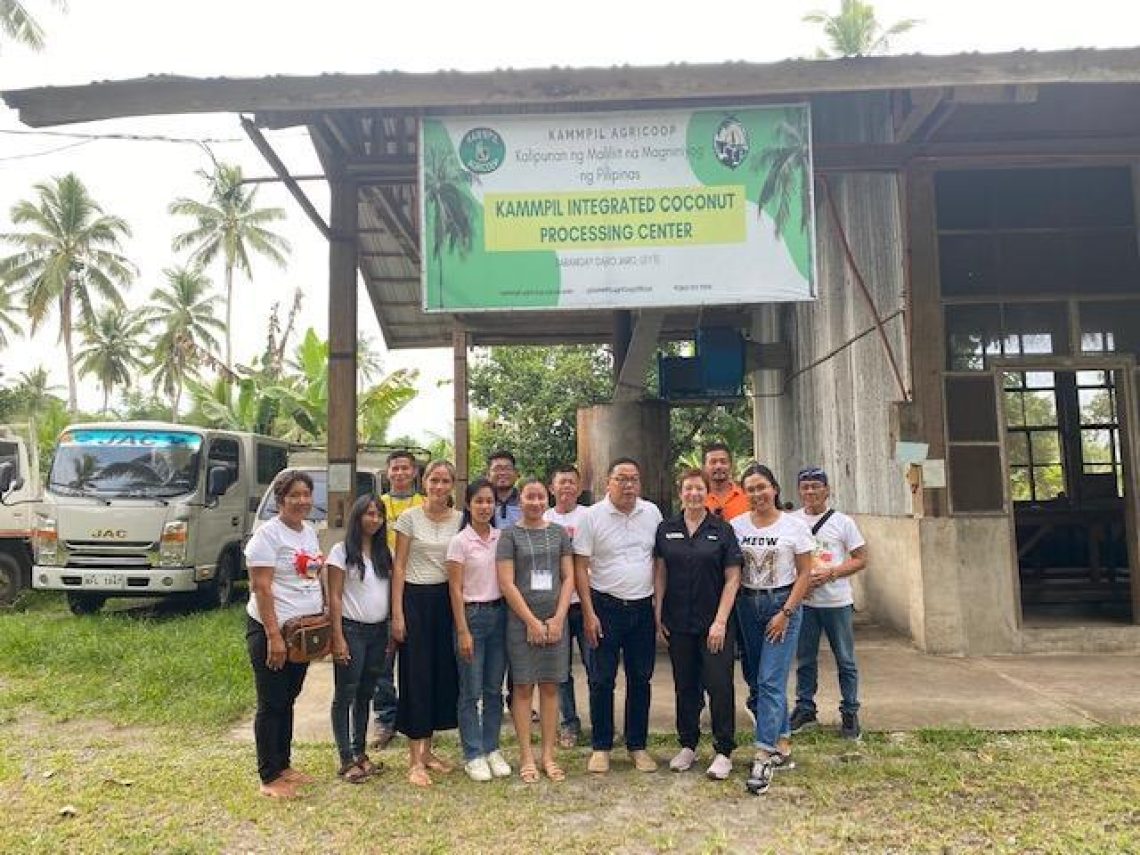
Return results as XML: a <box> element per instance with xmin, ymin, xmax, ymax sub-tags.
<box><xmin>3</xmin><ymin>598</ymin><xmax>1140</xmax><ymax>852</ymax></box>
<box><xmin>0</xmin><ymin>594</ymin><xmax>251</xmax><ymax>729</ymax></box>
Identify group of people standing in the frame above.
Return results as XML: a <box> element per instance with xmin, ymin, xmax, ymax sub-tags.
<box><xmin>242</xmin><ymin>444</ymin><xmax>867</xmax><ymax>799</ymax></box>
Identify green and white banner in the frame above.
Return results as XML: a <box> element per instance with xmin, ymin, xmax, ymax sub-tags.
<box><xmin>420</xmin><ymin>105</ymin><xmax>815</xmax><ymax>312</ymax></box>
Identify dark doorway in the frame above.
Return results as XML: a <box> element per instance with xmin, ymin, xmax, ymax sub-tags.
<box><xmin>1004</xmin><ymin>367</ymin><xmax>1133</xmax><ymax>622</ymax></box>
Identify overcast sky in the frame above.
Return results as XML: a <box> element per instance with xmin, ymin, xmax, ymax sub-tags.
<box><xmin>1</xmin><ymin>0</ymin><xmax>1137</xmax><ymax>439</ymax></box>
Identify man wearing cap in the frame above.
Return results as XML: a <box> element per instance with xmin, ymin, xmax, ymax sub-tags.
<box><xmin>789</xmin><ymin>467</ymin><xmax>868</xmax><ymax>740</ymax></box>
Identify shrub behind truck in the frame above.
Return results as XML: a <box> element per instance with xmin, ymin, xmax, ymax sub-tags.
<box><xmin>20</xmin><ymin>422</ymin><xmax>288</xmax><ymax>615</ymax></box>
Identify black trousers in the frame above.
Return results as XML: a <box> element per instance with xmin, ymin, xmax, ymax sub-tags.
<box><xmin>396</xmin><ymin>582</ymin><xmax>459</xmax><ymax>739</ymax></box>
<box><xmin>668</xmin><ymin>623</ymin><xmax>737</xmax><ymax>756</ymax></box>
<box><xmin>246</xmin><ymin>616</ymin><xmax>309</xmax><ymax>784</ymax></box>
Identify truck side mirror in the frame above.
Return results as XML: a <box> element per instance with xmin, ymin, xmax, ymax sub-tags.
<box><xmin>206</xmin><ymin>465</ymin><xmax>231</xmax><ymax>500</ymax></box>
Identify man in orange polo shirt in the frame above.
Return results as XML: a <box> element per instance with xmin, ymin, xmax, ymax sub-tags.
<box><xmin>703</xmin><ymin>442</ymin><xmax>749</xmax><ymax>521</ymax></box>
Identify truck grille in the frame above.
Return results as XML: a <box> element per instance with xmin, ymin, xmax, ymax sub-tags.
<box><xmin>62</xmin><ymin>540</ymin><xmax>156</xmax><ymax>568</ymax></box>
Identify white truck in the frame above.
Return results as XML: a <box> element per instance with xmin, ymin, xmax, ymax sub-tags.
<box><xmin>17</xmin><ymin>422</ymin><xmax>289</xmax><ymax>615</ymax></box>
<box><xmin>0</xmin><ymin>424</ymin><xmax>40</xmax><ymax>604</ymax></box>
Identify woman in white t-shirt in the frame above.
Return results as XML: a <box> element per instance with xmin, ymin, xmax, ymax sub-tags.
<box><xmin>244</xmin><ymin>469</ymin><xmax>324</xmax><ymax>800</ymax></box>
<box><xmin>327</xmin><ymin>493</ymin><xmax>392</xmax><ymax>783</ymax></box>
<box><xmin>730</xmin><ymin>463</ymin><xmax>813</xmax><ymax>796</ymax></box>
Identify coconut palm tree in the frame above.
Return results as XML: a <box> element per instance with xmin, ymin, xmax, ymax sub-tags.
<box><xmin>0</xmin><ymin>281</ymin><xmax>21</xmax><ymax>348</ymax></box>
<box><xmin>755</xmin><ymin>108</ymin><xmax>812</xmax><ymax>239</ymax></box>
<box><xmin>11</xmin><ymin>365</ymin><xmax>62</xmax><ymax>414</ymax></box>
<box><xmin>804</xmin><ymin>0</ymin><xmax>919</xmax><ymax>57</ymax></box>
<box><xmin>423</xmin><ymin>146</ymin><xmax>476</xmax><ymax>296</ymax></box>
<box><xmin>0</xmin><ymin>0</ymin><xmax>63</xmax><ymax>51</ymax></box>
<box><xmin>146</xmin><ymin>266</ymin><xmax>224</xmax><ymax>421</ymax></box>
<box><xmin>0</xmin><ymin>173</ymin><xmax>135</xmax><ymax>414</ymax></box>
<box><xmin>169</xmin><ymin>163</ymin><xmax>290</xmax><ymax>373</ymax></box>
<box><xmin>75</xmin><ymin>306</ymin><xmax>149</xmax><ymax>414</ymax></box>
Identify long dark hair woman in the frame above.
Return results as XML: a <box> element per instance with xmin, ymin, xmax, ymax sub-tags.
<box><xmin>327</xmin><ymin>493</ymin><xmax>393</xmax><ymax>783</ymax></box>
<box><xmin>730</xmin><ymin>463</ymin><xmax>814</xmax><ymax>796</ymax></box>
<box><xmin>243</xmin><ymin>469</ymin><xmax>323</xmax><ymax>799</ymax></box>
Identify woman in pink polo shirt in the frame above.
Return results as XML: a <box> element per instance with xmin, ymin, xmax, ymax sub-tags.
<box><xmin>445</xmin><ymin>478</ymin><xmax>511</xmax><ymax>782</ymax></box>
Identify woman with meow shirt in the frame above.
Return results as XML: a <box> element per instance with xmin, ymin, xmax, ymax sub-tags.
<box><xmin>730</xmin><ymin>463</ymin><xmax>813</xmax><ymax>797</ymax></box>
<box><xmin>244</xmin><ymin>469</ymin><xmax>324</xmax><ymax>799</ymax></box>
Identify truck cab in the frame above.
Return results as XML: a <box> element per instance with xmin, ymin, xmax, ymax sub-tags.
<box><xmin>31</xmin><ymin>422</ymin><xmax>288</xmax><ymax>615</ymax></box>
<box><xmin>0</xmin><ymin>424</ymin><xmax>39</xmax><ymax>603</ymax></box>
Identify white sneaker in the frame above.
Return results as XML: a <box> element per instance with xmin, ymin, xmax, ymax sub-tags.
<box><xmin>464</xmin><ymin>756</ymin><xmax>492</xmax><ymax>782</ymax></box>
<box><xmin>669</xmin><ymin>746</ymin><xmax>697</xmax><ymax>772</ymax></box>
<box><xmin>706</xmin><ymin>753</ymin><xmax>732</xmax><ymax>780</ymax></box>
<box><xmin>486</xmin><ymin>750</ymin><xmax>512</xmax><ymax>778</ymax></box>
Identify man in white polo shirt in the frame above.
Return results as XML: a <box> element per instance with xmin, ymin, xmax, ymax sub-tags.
<box><xmin>574</xmin><ymin>457</ymin><xmax>663</xmax><ymax>774</ymax></box>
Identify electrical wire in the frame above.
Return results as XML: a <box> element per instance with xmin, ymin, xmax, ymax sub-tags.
<box><xmin>0</xmin><ymin>138</ymin><xmax>94</xmax><ymax>161</ymax></box>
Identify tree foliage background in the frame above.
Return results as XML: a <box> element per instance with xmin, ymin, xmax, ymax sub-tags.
<box><xmin>469</xmin><ymin>344</ymin><xmax>753</xmax><ymax>482</ymax></box>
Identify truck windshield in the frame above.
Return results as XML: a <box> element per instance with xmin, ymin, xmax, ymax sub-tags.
<box><xmin>259</xmin><ymin>470</ymin><xmax>379</xmax><ymax>522</ymax></box>
<box><xmin>48</xmin><ymin>428</ymin><xmax>202</xmax><ymax>499</ymax></box>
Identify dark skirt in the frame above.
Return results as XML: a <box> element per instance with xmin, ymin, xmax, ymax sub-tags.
<box><xmin>396</xmin><ymin>582</ymin><xmax>459</xmax><ymax>739</ymax></box>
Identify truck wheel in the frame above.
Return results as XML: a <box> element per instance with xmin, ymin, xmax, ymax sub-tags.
<box><xmin>0</xmin><ymin>551</ymin><xmax>26</xmax><ymax>605</ymax></box>
<box><xmin>67</xmin><ymin>592</ymin><xmax>106</xmax><ymax>616</ymax></box>
<box><xmin>199</xmin><ymin>552</ymin><xmax>237</xmax><ymax>610</ymax></box>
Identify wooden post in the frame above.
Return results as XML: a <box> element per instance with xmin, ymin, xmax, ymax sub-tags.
<box><xmin>327</xmin><ymin>178</ymin><xmax>359</xmax><ymax>530</ymax></box>
<box><xmin>453</xmin><ymin>325</ymin><xmax>470</xmax><ymax>499</ymax></box>
<box><xmin>905</xmin><ymin>168</ymin><xmax>947</xmax><ymax>517</ymax></box>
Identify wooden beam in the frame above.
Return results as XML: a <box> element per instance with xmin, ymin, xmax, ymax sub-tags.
<box><xmin>327</xmin><ymin>177</ymin><xmax>359</xmax><ymax>530</ymax></box>
<box><xmin>362</xmin><ymin>186</ymin><xmax>421</xmax><ymax>265</ymax></box>
<box><xmin>894</xmin><ymin>88</ymin><xmax>950</xmax><ymax>143</ymax></box>
<box><xmin>453</xmin><ymin>326</ymin><xmax>470</xmax><ymax>494</ymax></box>
<box><xmin>241</xmin><ymin>116</ymin><xmax>331</xmax><ymax>240</ymax></box>
<box><xmin>9</xmin><ymin>47</ymin><xmax>1140</xmax><ymax>127</ymax></box>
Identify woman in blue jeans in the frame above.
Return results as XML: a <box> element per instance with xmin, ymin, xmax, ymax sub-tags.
<box><xmin>328</xmin><ymin>494</ymin><xmax>393</xmax><ymax>782</ymax></box>
<box><xmin>445</xmin><ymin>479</ymin><xmax>511</xmax><ymax>782</ymax></box>
<box><xmin>730</xmin><ymin>464</ymin><xmax>814</xmax><ymax>795</ymax></box>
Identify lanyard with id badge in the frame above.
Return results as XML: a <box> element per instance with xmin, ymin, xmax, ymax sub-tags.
<box><xmin>522</xmin><ymin>527</ymin><xmax>555</xmax><ymax>592</ymax></box>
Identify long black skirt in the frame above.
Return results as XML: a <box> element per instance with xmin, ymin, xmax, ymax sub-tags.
<box><xmin>396</xmin><ymin>582</ymin><xmax>459</xmax><ymax>739</ymax></box>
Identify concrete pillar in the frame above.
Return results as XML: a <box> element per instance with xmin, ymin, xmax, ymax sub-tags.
<box><xmin>326</xmin><ymin>178</ymin><xmax>358</xmax><ymax>530</ymax></box>
<box><xmin>577</xmin><ymin>400</ymin><xmax>671</xmax><ymax>513</ymax></box>
<box><xmin>750</xmin><ymin>305</ymin><xmax>785</xmax><ymax>467</ymax></box>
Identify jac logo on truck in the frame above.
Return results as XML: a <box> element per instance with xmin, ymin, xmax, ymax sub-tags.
<box><xmin>91</xmin><ymin>529</ymin><xmax>128</xmax><ymax>539</ymax></box>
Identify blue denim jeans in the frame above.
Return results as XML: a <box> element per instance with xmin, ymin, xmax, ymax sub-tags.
<box><xmin>795</xmin><ymin>604</ymin><xmax>860</xmax><ymax>715</ymax></box>
<box><xmin>558</xmin><ymin>603</ymin><xmax>593</xmax><ymax>733</ymax></box>
<box><xmin>588</xmin><ymin>592</ymin><xmax>655</xmax><ymax>752</ymax></box>
<box><xmin>455</xmin><ymin>601</ymin><xmax>507</xmax><ymax>761</ymax></box>
<box><xmin>371</xmin><ymin>645</ymin><xmax>397</xmax><ymax>729</ymax></box>
<box><xmin>331</xmin><ymin>618</ymin><xmax>389</xmax><ymax>764</ymax></box>
<box><xmin>735</xmin><ymin>587</ymin><xmax>802</xmax><ymax>753</ymax></box>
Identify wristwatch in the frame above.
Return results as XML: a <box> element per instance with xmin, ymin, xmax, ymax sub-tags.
<box><xmin>780</xmin><ymin>606</ymin><xmax>795</xmax><ymax>619</ymax></box>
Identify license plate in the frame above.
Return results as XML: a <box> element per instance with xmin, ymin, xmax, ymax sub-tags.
<box><xmin>82</xmin><ymin>573</ymin><xmax>125</xmax><ymax>588</ymax></box>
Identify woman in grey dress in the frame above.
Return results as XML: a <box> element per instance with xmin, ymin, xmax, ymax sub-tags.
<box><xmin>497</xmin><ymin>478</ymin><xmax>575</xmax><ymax>782</ymax></box>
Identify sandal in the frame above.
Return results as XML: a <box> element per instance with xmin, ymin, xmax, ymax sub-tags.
<box><xmin>424</xmin><ymin>754</ymin><xmax>454</xmax><ymax>774</ymax></box>
<box><xmin>280</xmin><ymin>767</ymin><xmax>314</xmax><ymax>784</ymax></box>
<box><xmin>519</xmin><ymin>761</ymin><xmax>540</xmax><ymax>784</ymax></box>
<box><xmin>354</xmin><ymin>754</ymin><xmax>382</xmax><ymax>777</ymax></box>
<box><xmin>408</xmin><ymin>764</ymin><xmax>432</xmax><ymax>788</ymax></box>
<box><xmin>543</xmin><ymin>760</ymin><xmax>566</xmax><ymax>782</ymax></box>
<box><xmin>337</xmin><ymin>760</ymin><xmax>368</xmax><ymax>784</ymax></box>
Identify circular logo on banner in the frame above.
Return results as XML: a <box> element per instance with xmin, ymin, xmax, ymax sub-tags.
<box><xmin>712</xmin><ymin>116</ymin><xmax>749</xmax><ymax>170</ymax></box>
<box><xmin>458</xmin><ymin>127</ymin><xmax>506</xmax><ymax>174</ymax></box>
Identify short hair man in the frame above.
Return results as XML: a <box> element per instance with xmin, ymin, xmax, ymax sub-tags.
<box><xmin>573</xmin><ymin>457</ymin><xmax>663</xmax><ymax>774</ymax></box>
<box><xmin>487</xmin><ymin>450</ymin><xmax>522</xmax><ymax>529</ymax></box>
<box><xmin>372</xmin><ymin>449</ymin><xmax>425</xmax><ymax>748</ymax></box>
<box><xmin>702</xmin><ymin>442</ymin><xmax>749</xmax><ymax>521</ymax></box>
<box><xmin>789</xmin><ymin>466</ymin><xmax>868</xmax><ymax>740</ymax></box>
<box><xmin>544</xmin><ymin>464</ymin><xmax>592</xmax><ymax>749</ymax></box>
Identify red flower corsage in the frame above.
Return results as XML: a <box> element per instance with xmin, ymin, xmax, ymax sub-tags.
<box><xmin>294</xmin><ymin>551</ymin><xmax>323</xmax><ymax>580</ymax></box>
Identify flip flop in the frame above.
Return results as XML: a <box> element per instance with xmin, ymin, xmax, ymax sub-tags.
<box><xmin>408</xmin><ymin>764</ymin><xmax>432</xmax><ymax>788</ymax></box>
<box><xmin>354</xmin><ymin>754</ymin><xmax>382</xmax><ymax>777</ymax></box>
<box><xmin>543</xmin><ymin>760</ymin><xmax>566</xmax><ymax>782</ymax></box>
<box><xmin>519</xmin><ymin>762</ymin><xmax>540</xmax><ymax>784</ymax></box>
<box><xmin>280</xmin><ymin>768</ymin><xmax>314</xmax><ymax>784</ymax></box>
